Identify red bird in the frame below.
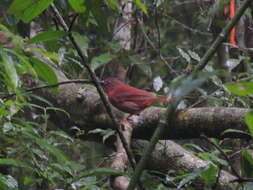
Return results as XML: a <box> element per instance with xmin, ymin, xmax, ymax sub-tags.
<box><xmin>101</xmin><ymin>77</ymin><xmax>171</xmax><ymax>116</ymax></box>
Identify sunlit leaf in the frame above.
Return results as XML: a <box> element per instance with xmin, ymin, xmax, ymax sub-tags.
<box><xmin>89</xmin><ymin>128</ymin><xmax>115</xmax><ymax>143</ymax></box>
<box><xmin>177</xmin><ymin>48</ymin><xmax>191</xmax><ymax>63</ymax></box>
<box><xmin>30</xmin><ymin>57</ymin><xmax>58</xmax><ymax>94</ymax></box>
<box><xmin>28</xmin><ymin>31</ymin><xmax>67</xmax><ymax>44</ymax></box>
<box><xmin>91</xmin><ymin>53</ymin><xmax>116</xmax><ymax>71</ymax></box>
<box><xmin>0</xmin><ymin>174</ymin><xmax>18</xmax><ymax>190</ymax></box>
<box><xmin>68</xmin><ymin>0</ymin><xmax>86</xmax><ymax>13</ymax></box>
<box><xmin>133</xmin><ymin>0</ymin><xmax>147</xmax><ymax>14</ymax></box>
<box><xmin>225</xmin><ymin>82</ymin><xmax>253</xmax><ymax>96</ymax></box>
<box><xmin>188</xmin><ymin>50</ymin><xmax>200</xmax><ymax>62</ymax></box>
<box><xmin>8</xmin><ymin>0</ymin><xmax>54</xmax><ymax>22</ymax></box>
<box><xmin>241</xmin><ymin>150</ymin><xmax>253</xmax><ymax>178</ymax></box>
<box><xmin>0</xmin><ymin>51</ymin><xmax>19</xmax><ymax>91</ymax></box>
<box><xmin>245</xmin><ymin>111</ymin><xmax>253</xmax><ymax>137</ymax></box>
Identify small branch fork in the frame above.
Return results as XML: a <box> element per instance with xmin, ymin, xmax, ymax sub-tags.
<box><xmin>201</xmin><ymin>135</ymin><xmax>253</xmax><ymax>183</ymax></box>
<box><xmin>49</xmin><ymin>3</ymin><xmax>137</xmax><ymax>172</ymax></box>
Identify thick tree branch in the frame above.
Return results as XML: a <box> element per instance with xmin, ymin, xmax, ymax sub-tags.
<box><xmin>133</xmin><ymin>140</ymin><xmax>237</xmax><ymax>189</ymax></box>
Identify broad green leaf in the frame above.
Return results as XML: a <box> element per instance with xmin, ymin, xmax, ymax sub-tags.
<box><xmin>73</xmin><ymin>32</ymin><xmax>89</xmax><ymax>57</ymax></box>
<box><xmin>198</xmin><ymin>152</ymin><xmax>228</xmax><ymax>166</ymax></box>
<box><xmin>0</xmin><ymin>51</ymin><xmax>19</xmax><ymax>91</ymax></box>
<box><xmin>8</xmin><ymin>0</ymin><xmax>54</xmax><ymax>23</ymax></box>
<box><xmin>177</xmin><ymin>48</ymin><xmax>191</xmax><ymax>63</ymax></box>
<box><xmin>0</xmin><ymin>174</ymin><xmax>18</xmax><ymax>190</ymax></box>
<box><xmin>225</xmin><ymin>82</ymin><xmax>253</xmax><ymax>96</ymax></box>
<box><xmin>4</xmin><ymin>48</ymin><xmax>34</xmax><ymax>75</ymax></box>
<box><xmin>50</xmin><ymin>163</ymin><xmax>72</xmax><ymax>176</ymax></box>
<box><xmin>241</xmin><ymin>150</ymin><xmax>253</xmax><ymax>178</ymax></box>
<box><xmin>0</xmin><ymin>159</ymin><xmax>31</xmax><ymax>170</ymax></box>
<box><xmin>30</xmin><ymin>57</ymin><xmax>58</xmax><ymax>93</ymax></box>
<box><xmin>68</xmin><ymin>0</ymin><xmax>86</xmax><ymax>13</ymax></box>
<box><xmin>28</xmin><ymin>31</ymin><xmax>67</xmax><ymax>44</ymax></box>
<box><xmin>91</xmin><ymin>53</ymin><xmax>116</xmax><ymax>71</ymax></box>
<box><xmin>245</xmin><ymin>111</ymin><xmax>253</xmax><ymax>137</ymax></box>
<box><xmin>188</xmin><ymin>50</ymin><xmax>200</xmax><ymax>62</ymax></box>
<box><xmin>200</xmin><ymin>164</ymin><xmax>218</xmax><ymax>186</ymax></box>
<box><xmin>133</xmin><ymin>0</ymin><xmax>147</xmax><ymax>14</ymax></box>
<box><xmin>177</xmin><ymin>167</ymin><xmax>203</xmax><ymax>189</ymax></box>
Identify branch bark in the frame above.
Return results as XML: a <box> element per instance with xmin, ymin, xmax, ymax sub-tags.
<box><xmin>133</xmin><ymin>140</ymin><xmax>237</xmax><ymax>190</ymax></box>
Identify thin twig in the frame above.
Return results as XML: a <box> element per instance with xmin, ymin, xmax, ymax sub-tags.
<box><xmin>68</xmin><ymin>14</ymin><xmax>79</xmax><ymax>32</ymax></box>
<box><xmin>137</xmin><ymin>18</ymin><xmax>178</xmax><ymax>76</ymax></box>
<box><xmin>2</xmin><ymin>79</ymin><xmax>91</xmax><ymax>100</ymax></box>
<box><xmin>50</xmin><ymin>4</ymin><xmax>137</xmax><ymax>171</ymax></box>
<box><xmin>200</xmin><ymin>135</ymin><xmax>241</xmax><ymax>179</ymax></box>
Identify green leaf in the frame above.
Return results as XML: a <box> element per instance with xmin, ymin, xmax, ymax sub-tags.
<box><xmin>105</xmin><ymin>0</ymin><xmax>119</xmax><ymax>10</ymax></box>
<box><xmin>225</xmin><ymin>82</ymin><xmax>253</xmax><ymax>96</ymax></box>
<box><xmin>50</xmin><ymin>131</ymin><xmax>74</xmax><ymax>142</ymax></box>
<box><xmin>24</xmin><ymin>132</ymin><xmax>69</xmax><ymax>163</ymax></box>
<box><xmin>68</xmin><ymin>0</ymin><xmax>86</xmax><ymax>13</ymax></box>
<box><xmin>245</xmin><ymin>111</ymin><xmax>253</xmax><ymax>137</ymax></box>
<box><xmin>89</xmin><ymin>128</ymin><xmax>115</xmax><ymax>143</ymax></box>
<box><xmin>200</xmin><ymin>164</ymin><xmax>218</xmax><ymax>186</ymax></box>
<box><xmin>50</xmin><ymin>163</ymin><xmax>72</xmax><ymax>176</ymax></box>
<box><xmin>221</xmin><ymin>128</ymin><xmax>250</xmax><ymax>138</ymax></box>
<box><xmin>23</xmin><ymin>177</ymin><xmax>42</xmax><ymax>185</ymax></box>
<box><xmin>8</xmin><ymin>0</ymin><xmax>54</xmax><ymax>23</ymax></box>
<box><xmin>177</xmin><ymin>48</ymin><xmax>191</xmax><ymax>63</ymax></box>
<box><xmin>28</xmin><ymin>31</ymin><xmax>67</xmax><ymax>44</ymax></box>
<box><xmin>4</xmin><ymin>48</ymin><xmax>35</xmax><ymax>75</ymax></box>
<box><xmin>30</xmin><ymin>57</ymin><xmax>58</xmax><ymax>93</ymax></box>
<box><xmin>0</xmin><ymin>159</ymin><xmax>31</xmax><ymax>170</ymax></box>
<box><xmin>3</xmin><ymin>122</ymin><xmax>14</xmax><ymax>133</ymax></box>
<box><xmin>188</xmin><ymin>50</ymin><xmax>200</xmax><ymax>62</ymax></box>
<box><xmin>0</xmin><ymin>50</ymin><xmax>19</xmax><ymax>92</ymax></box>
<box><xmin>133</xmin><ymin>0</ymin><xmax>147</xmax><ymax>14</ymax></box>
<box><xmin>0</xmin><ymin>174</ymin><xmax>18</xmax><ymax>190</ymax></box>
<box><xmin>241</xmin><ymin>150</ymin><xmax>253</xmax><ymax>178</ymax></box>
<box><xmin>91</xmin><ymin>53</ymin><xmax>116</xmax><ymax>71</ymax></box>
<box><xmin>177</xmin><ymin>168</ymin><xmax>203</xmax><ymax>188</ymax></box>
<box><xmin>72</xmin><ymin>32</ymin><xmax>89</xmax><ymax>57</ymax></box>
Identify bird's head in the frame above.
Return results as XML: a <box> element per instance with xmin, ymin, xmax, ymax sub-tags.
<box><xmin>100</xmin><ymin>77</ymin><xmax>124</xmax><ymax>93</ymax></box>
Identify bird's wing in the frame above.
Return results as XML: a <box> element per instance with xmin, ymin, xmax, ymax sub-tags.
<box><xmin>110</xmin><ymin>85</ymin><xmax>154</xmax><ymax>104</ymax></box>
